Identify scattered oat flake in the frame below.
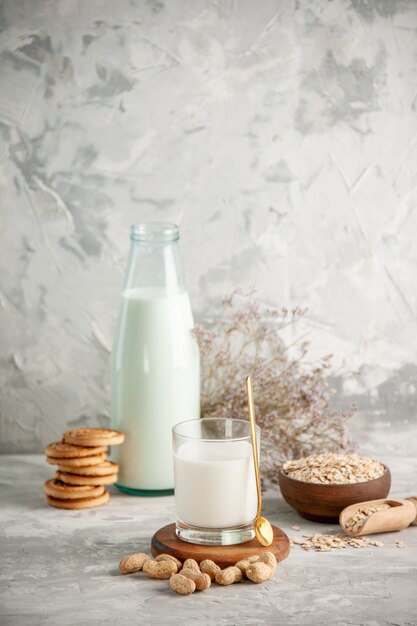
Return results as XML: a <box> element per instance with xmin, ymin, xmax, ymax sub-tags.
<box><xmin>291</xmin><ymin>532</ymin><xmax>388</xmax><ymax>552</ymax></box>
<box><xmin>291</xmin><ymin>525</ymin><xmax>301</xmax><ymax>531</ymax></box>
<box><xmin>396</xmin><ymin>540</ymin><xmax>405</xmax><ymax>548</ymax></box>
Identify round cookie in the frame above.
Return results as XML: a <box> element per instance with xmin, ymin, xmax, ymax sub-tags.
<box><xmin>46</xmin><ymin>490</ymin><xmax>110</xmax><ymax>510</ymax></box>
<box><xmin>45</xmin><ymin>441</ymin><xmax>107</xmax><ymax>458</ymax></box>
<box><xmin>56</xmin><ymin>471</ymin><xmax>117</xmax><ymax>486</ymax></box>
<box><xmin>47</xmin><ymin>452</ymin><xmax>106</xmax><ymax>467</ymax></box>
<box><xmin>57</xmin><ymin>460</ymin><xmax>119</xmax><ymax>476</ymax></box>
<box><xmin>44</xmin><ymin>479</ymin><xmax>104</xmax><ymax>500</ymax></box>
<box><xmin>63</xmin><ymin>428</ymin><xmax>125</xmax><ymax>447</ymax></box>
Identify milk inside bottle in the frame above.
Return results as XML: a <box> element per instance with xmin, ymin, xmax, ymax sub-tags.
<box><xmin>111</xmin><ymin>223</ymin><xmax>200</xmax><ymax>494</ymax></box>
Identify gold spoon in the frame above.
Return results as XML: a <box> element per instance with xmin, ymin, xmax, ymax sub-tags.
<box><xmin>246</xmin><ymin>375</ymin><xmax>274</xmax><ymax>547</ymax></box>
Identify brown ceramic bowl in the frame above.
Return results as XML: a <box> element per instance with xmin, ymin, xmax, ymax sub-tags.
<box><xmin>278</xmin><ymin>465</ymin><xmax>391</xmax><ymax>523</ymax></box>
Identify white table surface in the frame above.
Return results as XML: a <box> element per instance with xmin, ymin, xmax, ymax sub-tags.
<box><xmin>1</xmin><ymin>429</ymin><xmax>416</xmax><ymax>626</ymax></box>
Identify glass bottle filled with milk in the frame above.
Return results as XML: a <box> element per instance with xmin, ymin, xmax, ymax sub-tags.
<box><xmin>111</xmin><ymin>223</ymin><xmax>200</xmax><ymax>495</ymax></box>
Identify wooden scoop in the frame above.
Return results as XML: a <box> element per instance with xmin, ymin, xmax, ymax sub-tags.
<box><xmin>340</xmin><ymin>497</ymin><xmax>417</xmax><ymax>537</ymax></box>
<box><xmin>407</xmin><ymin>496</ymin><xmax>417</xmax><ymax>525</ymax></box>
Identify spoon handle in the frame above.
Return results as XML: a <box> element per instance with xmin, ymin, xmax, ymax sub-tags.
<box><xmin>246</xmin><ymin>375</ymin><xmax>262</xmax><ymax>519</ymax></box>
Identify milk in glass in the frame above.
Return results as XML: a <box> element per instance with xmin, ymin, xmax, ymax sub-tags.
<box><xmin>174</xmin><ymin>439</ymin><xmax>257</xmax><ymax>528</ymax></box>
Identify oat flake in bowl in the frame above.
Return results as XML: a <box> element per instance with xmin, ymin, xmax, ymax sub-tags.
<box><xmin>282</xmin><ymin>453</ymin><xmax>386</xmax><ymax>485</ymax></box>
<box><xmin>279</xmin><ymin>454</ymin><xmax>391</xmax><ymax>522</ymax></box>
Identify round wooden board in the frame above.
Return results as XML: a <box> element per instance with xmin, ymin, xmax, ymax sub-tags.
<box><xmin>151</xmin><ymin>523</ymin><xmax>290</xmax><ymax>568</ymax></box>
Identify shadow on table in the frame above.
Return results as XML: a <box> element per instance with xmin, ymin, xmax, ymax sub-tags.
<box><xmin>1</xmin><ymin>482</ymin><xmax>50</xmax><ymax>509</ymax></box>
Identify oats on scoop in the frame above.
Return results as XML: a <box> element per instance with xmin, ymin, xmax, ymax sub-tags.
<box><xmin>344</xmin><ymin>503</ymin><xmax>391</xmax><ymax>534</ymax></box>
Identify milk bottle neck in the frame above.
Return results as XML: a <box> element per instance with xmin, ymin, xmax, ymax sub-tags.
<box><xmin>124</xmin><ymin>222</ymin><xmax>186</xmax><ymax>295</ymax></box>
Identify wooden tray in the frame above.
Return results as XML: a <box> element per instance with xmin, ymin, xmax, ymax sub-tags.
<box><xmin>151</xmin><ymin>523</ymin><xmax>290</xmax><ymax>568</ymax></box>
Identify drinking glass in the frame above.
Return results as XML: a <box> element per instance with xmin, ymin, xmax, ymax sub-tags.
<box><xmin>172</xmin><ymin>417</ymin><xmax>259</xmax><ymax>546</ymax></box>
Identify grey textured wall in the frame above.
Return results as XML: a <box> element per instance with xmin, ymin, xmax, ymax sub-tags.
<box><xmin>1</xmin><ymin>0</ymin><xmax>417</xmax><ymax>452</ymax></box>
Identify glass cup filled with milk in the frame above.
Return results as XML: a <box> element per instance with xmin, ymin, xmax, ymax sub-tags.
<box><xmin>173</xmin><ymin>418</ymin><xmax>259</xmax><ymax>545</ymax></box>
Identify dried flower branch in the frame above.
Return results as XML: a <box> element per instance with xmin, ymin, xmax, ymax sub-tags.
<box><xmin>194</xmin><ymin>290</ymin><xmax>355</xmax><ymax>484</ymax></box>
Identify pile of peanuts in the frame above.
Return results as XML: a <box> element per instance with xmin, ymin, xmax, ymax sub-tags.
<box><xmin>119</xmin><ymin>551</ymin><xmax>277</xmax><ymax>595</ymax></box>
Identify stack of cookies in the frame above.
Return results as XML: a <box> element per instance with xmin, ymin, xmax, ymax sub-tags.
<box><xmin>44</xmin><ymin>428</ymin><xmax>125</xmax><ymax>510</ymax></box>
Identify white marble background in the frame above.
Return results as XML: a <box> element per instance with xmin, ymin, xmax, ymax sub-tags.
<box><xmin>0</xmin><ymin>0</ymin><xmax>416</xmax><ymax>451</ymax></box>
